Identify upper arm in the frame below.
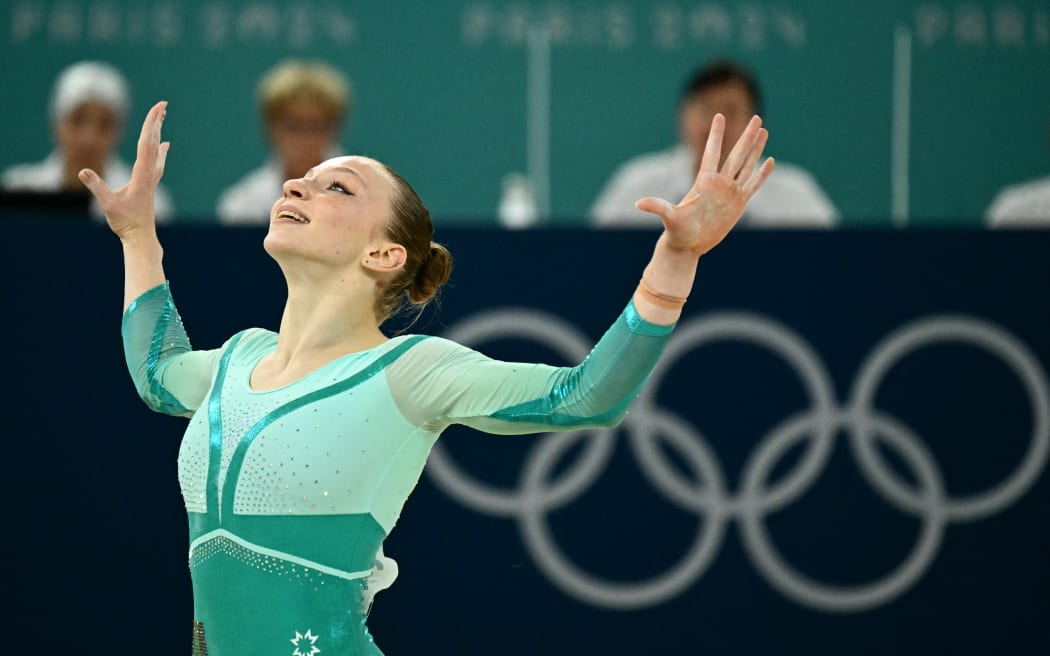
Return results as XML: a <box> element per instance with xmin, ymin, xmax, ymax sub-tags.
<box><xmin>388</xmin><ymin>338</ymin><xmax>566</xmax><ymax>434</ymax></box>
<box><xmin>148</xmin><ymin>348</ymin><xmax>226</xmax><ymax>417</ymax></box>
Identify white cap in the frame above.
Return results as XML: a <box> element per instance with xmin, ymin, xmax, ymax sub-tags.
<box><xmin>49</xmin><ymin>61</ymin><xmax>130</xmax><ymax>123</ymax></box>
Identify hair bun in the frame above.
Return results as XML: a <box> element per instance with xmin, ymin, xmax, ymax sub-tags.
<box><xmin>407</xmin><ymin>241</ymin><xmax>453</xmax><ymax>304</ymax></box>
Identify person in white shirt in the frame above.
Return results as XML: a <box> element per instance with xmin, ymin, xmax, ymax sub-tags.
<box><xmin>216</xmin><ymin>60</ymin><xmax>351</xmax><ymax>226</ymax></box>
<box><xmin>590</xmin><ymin>59</ymin><xmax>837</xmax><ymax>229</ymax></box>
<box><xmin>2</xmin><ymin>60</ymin><xmax>174</xmax><ymax>222</ymax></box>
<box><xmin>985</xmin><ymin>120</ymin><xmax>1050</xmax><ymax>228</ymax></box>
<box><xmin>985</xmin><ymin>177</ymin><xmax>1050</xmax><ymax>228</ymax></box>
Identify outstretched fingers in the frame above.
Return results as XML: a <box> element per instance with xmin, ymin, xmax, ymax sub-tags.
<box><xmin>698</xmin><ymin>113</ymin><xmax>725</xmax><ymax>175</ymax></box>
<box><xmin>736</xmin><ymin>127</ymin><xmax>769</xmax><ymax>183</ymax></box>
<box><xmin>721</xmin><ymin>115</ymin><xmax>763</xmax><ymax>179</ymax></box>
<box><xmin>155</xmin><ymin>141</ymin><xmax>171</xmax><ymax>182</ymax></box>
<box><xmin>131</xmin><ymin>101</ymin><xmax>168</xmax><ymax>185</ymax></box>
<box><xmin>741</xmin><ymin>157</ymin><xmax>776</xmax><ymax>197</ymax></box>
<box><xmin>79</xmin><ymin>101</ymin><xmax>171</xmax><ymax>224</ymax></box>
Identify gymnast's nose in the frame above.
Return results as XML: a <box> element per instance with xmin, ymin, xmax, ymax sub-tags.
<box><xmin>282</xmin><ymin>177</ymin><xmax>308</xmax><ymax>199</ymax></box>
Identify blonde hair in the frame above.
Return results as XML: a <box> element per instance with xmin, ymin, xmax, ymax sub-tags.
<box><xmin>257</xmin><ymin>59</ymin><xmax>351</xmax><ymax>123</ymax></box>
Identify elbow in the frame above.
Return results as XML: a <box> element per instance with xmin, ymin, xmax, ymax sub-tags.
<box><xmin>136</xmin><ymin>379</ymin><xmax>191</xmax><ymax>417</ymax></box>
<box><xmin>551</xmin><ymin>393</ymin><xmax>635</xmax><ymax>429</ymax></box>
<box><xmin>139</xmin><ymin>392</ymin><xmax>182</xmax><ymax>417</ymax></box>
<box><xmin>144</xmin><ymin>395</ymin><xmax>189</xmax><ymax>417</ymax></box>
<box><xmin>579</xmin><ymin>404</ymin><xmax>630</xmax><ymax>429</ymax></box>
<box><xmin>598</xmin><ymin>409</ymin><xmax>629</xmax><ymax>429</ymax></box>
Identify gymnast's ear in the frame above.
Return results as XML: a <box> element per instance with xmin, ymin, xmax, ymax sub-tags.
<box><xmin>362</xmin><ymin>243</ymin><xmax>407</xmax><ymax>272</ymax></box>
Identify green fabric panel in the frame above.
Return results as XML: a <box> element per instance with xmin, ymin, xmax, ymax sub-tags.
<box><xmin>121</xmin><ymin>281</ymin><xmax>192</xmax><ymax>416</ymax></box>
<box><xmin>190</xmin><ymin>548</ymin><xmax>383</xmax><ymax>655</ymax></box>
<box><xmin>208</xmin><ymin>331</ymin><xmax>244</xmax><ymax>524</ymax></box>
<box><xmin>482</xmin><ymin>302</ymin><xmax>669</xmax><ymax>427</ymax></box>
<box><xmin>216</xmin><ymin>513</ymin><xmax>386</xmax><ymax>574</ymax></box>
<box><xmin>624</xmin><ymin>298</ymin><xmax>676</xmax><ymax>336</ymax></box>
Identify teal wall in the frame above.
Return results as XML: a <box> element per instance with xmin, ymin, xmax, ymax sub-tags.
<box><xmin>2</xmin><ymin>1</ymin><xmax>1048</xmax><ymax>226</ymax></box>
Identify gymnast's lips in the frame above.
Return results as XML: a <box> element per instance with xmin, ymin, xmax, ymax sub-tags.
<box><xmin>274</xmin><ymin>205</ymin><xmax>311</xmax><ymax>224</ymax></box>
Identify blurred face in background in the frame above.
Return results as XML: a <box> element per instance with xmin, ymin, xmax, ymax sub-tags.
<box><xmin>267</xmin><ymin>97</ymin><xmax>341</xmax><ymax>181</ymax></box>
<box><xmin>55</xmin><ymin>101</ymin><xmax>120</xmax><ymax>188</ymax></box>
<box><xmin>678</xmin><ymin>81</ymin><xmax>756</xmax><ymax>172</ymax></box>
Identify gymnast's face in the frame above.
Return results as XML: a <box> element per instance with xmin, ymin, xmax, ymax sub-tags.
<box><xmin>264</xmin><ymin>156</ymin><xmax>400</xmax><ymax>271</ymax></box>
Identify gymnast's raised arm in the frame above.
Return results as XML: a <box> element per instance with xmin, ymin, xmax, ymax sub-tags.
<box><xmin>80</xmin><ymin>100</ymin><xmax>220</xmax><ymax>418</ymax></box>
<box><xmin>388</xmin><ymin>114</ymin><xmax>775</xmax><ymax>435</ymax></box>
<box><xmin>80</xmin><ymin>100</ymin><xmax>170</xmax><ymax>311</ymax></box>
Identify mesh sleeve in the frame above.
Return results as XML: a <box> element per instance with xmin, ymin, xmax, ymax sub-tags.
<box><xmin>388</xmin><ymin>300</ymin><xmax>673</xmax><ymax>434</ymax></box>
<box><xmin>121</xmin><ymin>282</ymin><xmax>222</xmax><ymax>418</ymax></box>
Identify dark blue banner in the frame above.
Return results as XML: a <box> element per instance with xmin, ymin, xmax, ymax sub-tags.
<box><xmin>5</xmin><ymin>223</ymin><xmax>1048</xmax><ymax>654</ymax></box>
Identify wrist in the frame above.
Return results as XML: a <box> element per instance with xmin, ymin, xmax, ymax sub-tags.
<box><xmin>119</xmin><ymin>226</ymin><xmax>161</xmax><ymax>249</ymax></box>
<box><xmin>657</xmin><ymin>231</ymin><xmax>703</xmax><ymax>262</ymax></box>
<box><xmin>637</xmin><ymin>278</ymin><xmax>687</xmax><ymax>311</ymax></box>
<box><xmin>120</xmin><ymin>231</ymin><xmax>164</xmax><ymax>264</ymax></box>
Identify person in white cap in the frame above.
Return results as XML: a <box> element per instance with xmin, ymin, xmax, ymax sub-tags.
<box><xmin>1</xmin><ymin>60</ymin><xmax>174</xmax><ymax>222</ymax></box>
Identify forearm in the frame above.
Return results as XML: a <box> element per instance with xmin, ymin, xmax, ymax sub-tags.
<box><xmin>120</xmin><ymin>228</ymin><xmax>167</xmax><ymax>311</ymax></box>
<box><xmin>632</xmin><ymin>231</ymin><xmax>701</xmax><ymax>325</ymax></box>
<box><xmin>121</xmin><ymin>280</ymin><xmax>194</xmax><ymax>416</ymax></box>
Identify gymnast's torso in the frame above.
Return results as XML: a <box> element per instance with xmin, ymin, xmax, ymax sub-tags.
<box><xmin>123</xmin><ymin>282</ymin><xmax>672</xmax><ymax>655</ymax></box>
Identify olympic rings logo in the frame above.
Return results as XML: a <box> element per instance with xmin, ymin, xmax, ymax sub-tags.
<box><xmin>428</xmin><ymin>309</ymin><xmax>1050</xmax><ymax>612</ymax></box>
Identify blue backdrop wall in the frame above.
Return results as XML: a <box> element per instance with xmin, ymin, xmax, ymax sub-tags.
<box><xmin>4</xmin><ymin>221</ymin><xmax>1049</xmax><ymax>654</ymax></box>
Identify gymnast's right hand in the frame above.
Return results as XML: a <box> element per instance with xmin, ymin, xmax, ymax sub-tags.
<box><xmin>78</xmin><ymin>100</ymin><xmax>170</xmax><ymax>240</ymax></box>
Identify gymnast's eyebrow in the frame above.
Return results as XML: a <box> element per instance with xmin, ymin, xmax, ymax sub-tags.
<box><xmin>305</xmin><ymin>166</ymin><xmax>367</xmax><ymax>186</ymax></box>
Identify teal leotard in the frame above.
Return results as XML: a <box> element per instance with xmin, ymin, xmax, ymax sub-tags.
<box><xmin>122</xmin><ymin>282</ymin><xmax>673</xmax><ymax>655</ymax></box>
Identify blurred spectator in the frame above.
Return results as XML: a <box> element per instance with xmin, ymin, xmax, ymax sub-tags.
<box><xmin>589</xmin><ymin>59</ymin><xmax>838</xmax><ymax>228</ymax></box>
<box><xmin>985</xmin><ymin>119</ymin><xmax>1050</xmax><ymax>228</ymax></box>
<box><xmin>2</xmin><ymin>60</ymin><xmax>174</xmax><ymax>222</ymax></box>
<box><xmin>216</xmin><ymin>59</ymin><xmax>351</xmax><ymax>225</ymax></box>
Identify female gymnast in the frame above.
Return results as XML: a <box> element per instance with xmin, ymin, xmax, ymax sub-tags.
<box><xmin>80</xmin><ymin>100</ymin><xmax>773</xmax><ymax>655</ymax></box>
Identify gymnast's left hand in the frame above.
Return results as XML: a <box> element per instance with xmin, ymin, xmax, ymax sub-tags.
<box><xmin>78</xmin><ymin>100</ymin><xmax>170</xmax><ymax>242</ymax></box>
<box><xmin>635</xmin><ymin>113</ymin><xmax>775</xmax><ymax>258</ymax></box>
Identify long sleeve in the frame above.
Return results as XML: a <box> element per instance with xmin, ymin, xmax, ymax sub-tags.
<box><xmin>389</xmin><ymin>300</ymin><xmax>674</xmax><ymax>434</ymax></box>
<box><xmin>121</xmin><ymin>282</ymin><xmax>223</xmax><ymax>418</ymax></box>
